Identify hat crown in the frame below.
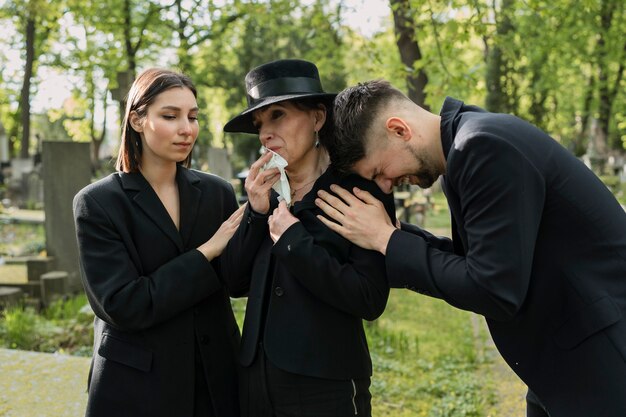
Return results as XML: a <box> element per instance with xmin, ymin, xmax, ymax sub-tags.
<box><xmin>224</xmin><ymin>58</ymin><xmax>335</xmax><ymax>134</ymax></box>
<box><xmin>245</xmin><ymin>59</ymin><xmax>325</xmax><ymax>104</ymax></box>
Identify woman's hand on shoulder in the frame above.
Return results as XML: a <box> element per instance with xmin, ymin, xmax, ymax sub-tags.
<box><xmin>197</xmin><ymin>204</ymin><xmax>246</xmax><ymax>260</ymax></box>
<box><xmin>245</xmin><ymin>151</ymin><xmax>280</xmax><ymax>214</ymax></box>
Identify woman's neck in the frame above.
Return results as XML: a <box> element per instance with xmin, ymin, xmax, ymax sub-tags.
<box><xmin>286</xmin><ymin>149</ymin><xmax>330</xmax><ymax>200</ymax></box>
<box><xmin>140</xmin><ymin>161</ymin><xmax>178</xmax><ymax>191</ymax></box>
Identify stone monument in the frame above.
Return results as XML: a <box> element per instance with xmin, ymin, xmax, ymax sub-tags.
<box><xmin>42</xmin><ymin>141</ymin><xmax>91</xmax><ymax>292</ymax></box>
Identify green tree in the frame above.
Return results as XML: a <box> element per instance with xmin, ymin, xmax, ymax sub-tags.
<box><xmin>1</xmin><ymin>0</ymin><xmax>63</xmax><ymax>158</ymax></box>
<box><xmin>195</xmin><ymin>0</ymin><xmax>347</xmax><ymax>170</ymax></box>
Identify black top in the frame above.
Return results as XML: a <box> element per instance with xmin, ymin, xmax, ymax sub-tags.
<box><xmin>73</xmin><ymin>167</ymin><xmax>241</xmax><ymax>417</ymax></box>
<box><xmin>224</xmin><ymin>166</ymin><xmax>396</xmax><ymax>380</ymax></box>
<box><xmin>387</xmin><ymin>97</ymin><xmax>626</xmax><ymax>416</ymax></box>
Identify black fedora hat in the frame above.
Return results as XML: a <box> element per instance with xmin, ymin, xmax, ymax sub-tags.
<box><xmin>223</xmin><ymin>59</ymin><xmax>336</xmax><ymax>134</ymax></box>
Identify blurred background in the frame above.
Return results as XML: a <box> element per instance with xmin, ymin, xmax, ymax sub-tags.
<box><xmin>1</xmin><ymin>0</ymin><xmax>625</xmax><ymax>183</ymax></box>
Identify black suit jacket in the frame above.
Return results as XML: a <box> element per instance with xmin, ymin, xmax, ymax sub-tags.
<box><xmin>73</xmin><ymin>167</ymin><xmax>240</xmax><ymax>417</ymax></box>
<box><xmin>224</xmin><ymin>166</ymin><xmax>396</xmax><ymax>380</ymax></box>
<box><xmin>388</xmin><ymin>98</ymin><xmax>626</xmax><ymax>417</ymax></box>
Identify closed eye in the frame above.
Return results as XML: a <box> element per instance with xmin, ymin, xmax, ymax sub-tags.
<box><xmin>270</xmin><ymin>109</ymin><xmax>284</xmax><ymax>120</ymax></box>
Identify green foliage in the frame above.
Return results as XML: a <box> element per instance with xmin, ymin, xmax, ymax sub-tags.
<box><xmin>1</xmin><ymin>0</ymin><xmax>624</xmax><ymax>173</ymax></box>
<box><xmin>0</xmin><ymin>294</ymin><xmax>94</xmax><ymax>356</ymax></box>
<box><xmin>369</xmin><ymin>292</ymin><xmax>488</xmax><ymax>416</ymax></box>
<box><xmin>0</xmin><ymin>306</ymin><xmax>38</xmax><ymax>349</ymax></box>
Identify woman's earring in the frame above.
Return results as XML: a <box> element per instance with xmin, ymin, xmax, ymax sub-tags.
<box><xmin>314</xmin><ymin>130</ymin><xmax>320</xmax><ymax>148</ymax></box>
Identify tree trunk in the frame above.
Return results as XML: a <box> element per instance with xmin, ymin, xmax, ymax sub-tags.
<box><xmin>485</xmin><ymin>0</ymin><xmax>515</xmax><ymax>114</ymax></box>
<box><xmin>390</xmin><ymin>0</ymin><xmax>429</xmax><ymax>109</ymax></box>
<box><xmin>19</xmin><ymin>17</ymin><xmax>36</xmax><ymax>158</ymax></box>
<box><xmin>175</xmin><ymin>0</ymin><xmax>192</xmax><ymax>74</ymax></box>
<box><xmin>595</xmin><ymin>0</ymin><xmax>613</xmax><ymax>154</ymax></box>
<box><xmin>123</xmin><ymin>0</ymin><xmax>136</xmax><ymax>76</ymax></box>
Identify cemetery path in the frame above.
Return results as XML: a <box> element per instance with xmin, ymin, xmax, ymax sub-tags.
<box><xmin>0</xmin><ymin>348</ymin><xmax>89</xmax><ymax>417</ymax></box>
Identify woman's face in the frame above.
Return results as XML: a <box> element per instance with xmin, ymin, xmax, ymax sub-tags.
<box><xmin>252</xmin><ymin>101</ymin><xmax>324</xmax><ymax>167</ymax></box>
<box><xmin>132</xmin><ymin>86</ymin><xmax>199</xmax><ymax>168</ymax></box>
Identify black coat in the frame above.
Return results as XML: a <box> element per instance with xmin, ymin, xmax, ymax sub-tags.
<box><xmin>388</xmin><ymin>98</ymin><xmax>626</xmax><ymax>417</ymax></box>
<box><xmin>73</xmin><ymin>167</ymin><xmax>241</xmax><ymax>417</ymax></box>
<box><xmin>224</xmin><ymin>166</ymin><xmax>396</xmax><ymax>380</ymax></box>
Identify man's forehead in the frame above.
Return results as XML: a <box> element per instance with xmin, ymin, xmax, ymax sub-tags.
<box><xmin>353</xmin><ymin>154</ymin><xmax>377</xmax><ymax>177</ymax></box>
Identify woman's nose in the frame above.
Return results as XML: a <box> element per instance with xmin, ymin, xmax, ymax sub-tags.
<box><xmin>259</xmin><ymin>128</ymin><xmax>273</xmax><ymax>145</ymax></box>
<box><xmin>179</xmin><ymin>119</ymin><xmax>192</xmax><ymax>136</ymax></box>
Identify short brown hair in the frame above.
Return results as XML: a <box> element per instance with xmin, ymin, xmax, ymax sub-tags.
<box><xmin>329</xmin><ymin>80</ymin><xmax>407</xmax><ymax>174</ymax></box>
<box><xmin>115</xmin><ymin>68</ymin><xmax>197</xmax><ymax>173</ymax></box>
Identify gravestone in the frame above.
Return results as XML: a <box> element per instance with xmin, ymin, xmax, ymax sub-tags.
<box><xmin>207</xmin><ymin>147</ymin><xmax>233</xmax><ymax>181</ymax></box>
<box><xmin>40</xmin><ymin>271</ymin><xmax>67</xmax><ymax>306</ymax></box>
<box><xmin>0</xmin><ymin>287</ymin><xmax>23</xmax><ymax>308</ymax></box>
<box><xmin>42</xmin><ymin>141</ymin><xmax>91</xmax><ymax>292</ymax></box>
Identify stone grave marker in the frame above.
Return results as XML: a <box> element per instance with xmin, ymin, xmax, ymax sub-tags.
<box><xmin>42</xmin><ymin>141</ymin><xmax>91</xmax><ymax>292</ymax></box>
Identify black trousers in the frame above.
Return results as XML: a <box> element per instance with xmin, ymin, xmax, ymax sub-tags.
<box><xmin>240</xmin><ymin>344</ymin><xmax>371</xmax><ymax>417</ymax></box>
<box><xmin>526</xmin><ymin>389</ymin><xmax>550</xmax><ymax>417</ymax></box>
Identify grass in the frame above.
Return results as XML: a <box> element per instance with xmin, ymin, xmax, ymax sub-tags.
<box><xmin>0</xmin><ymin>294</ymin><xmax>93</xmax><ymax>357</ymax></box>
<box><xmin>369</xmin><ymin>293</ymin><xmax>489</xmax><ymax>416</ymax></box>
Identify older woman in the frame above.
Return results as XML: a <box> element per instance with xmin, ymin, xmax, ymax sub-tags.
<box><xmin>222</xmin><ymin>59</ymin><xmax>396</xmax><ymax>417</ymax></box>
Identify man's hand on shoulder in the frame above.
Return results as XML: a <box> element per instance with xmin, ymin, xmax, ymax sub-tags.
<box><xmin>315</xmin><ymin>185</ymin><xmax>396</xmax><ymax>254</ymax></box>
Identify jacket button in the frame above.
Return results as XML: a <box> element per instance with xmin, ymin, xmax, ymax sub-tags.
<box><xmin>200</xmin><ymin>335</ymin><xmax>210</xmax><ymax>345</ymax></box>
<box><xmin>247</xmin><ymin>216</ymin><xmax>252</xmax><ymax>224</ymax></box>
<box><xmin>274</xmin><ymin>286</ymin><xmax>284</xmax><ymax>297</ymax></box>
<box><xmin>287</xmin><ymin>244</ymin><xmax>291</xmax><ymax>251</ymax></box>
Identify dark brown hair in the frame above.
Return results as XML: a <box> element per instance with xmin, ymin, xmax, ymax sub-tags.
<box><xmin>115</xmin><ymin>68</ymin><xmax>197</xmax><ymax>173</ymax></box>
<box><xmin>330</xmin><ymin>79</ymin><xmax>407</xmax><ymax>174</ymax></box>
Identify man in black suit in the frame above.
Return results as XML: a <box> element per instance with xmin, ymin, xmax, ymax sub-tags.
<box><xmin>315</xmin><ymin>79</ymin><xmax>626</xmax><ymax>417</ymax></box>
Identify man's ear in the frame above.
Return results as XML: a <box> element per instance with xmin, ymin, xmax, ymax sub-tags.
<box><xmin>129</xmin><ymin>111</ymin><xmax>143</xmax><ymax>132</ymax></box>
<box><xmin>385</xmin><ymin>117</ymin><xmax>412</xmax><ymax>142</ymax></box>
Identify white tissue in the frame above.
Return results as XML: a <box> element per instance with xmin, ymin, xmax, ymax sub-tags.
<box><xmin>261</xmin><ymin>149</ymin><xmax>291</xmax><ymax>206</ymax></box>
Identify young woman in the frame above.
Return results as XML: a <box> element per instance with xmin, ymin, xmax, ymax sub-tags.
<box><xmin>222</xmin><ymin>59</ymin><xmax>396</xmax><ymax>417</ymax></box>
<box><xmin>73</xmin><ymin>68</ymin><xmax>243</xmax><ymax>417</ymax></box>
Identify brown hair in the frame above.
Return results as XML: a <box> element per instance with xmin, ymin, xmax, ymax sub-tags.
<box><xmin>115</xmin><ymin>68</ymin><xmax>197</xmax><ymax>173</ymax></box>
<box><xmin>330</xmin><ymin>80</ymin><xmax>407</xmax><ymax>174</ymax></box>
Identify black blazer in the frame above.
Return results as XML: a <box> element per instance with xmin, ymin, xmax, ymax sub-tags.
<box><xmin>73</xmin><ymin>167</ymin><xmax>241</xmax><ymax>417</ymax></box>
<box><xmin>224</xmin><ymin>166</ymin><xmax>396</xmax><ymax>380</ymax></box>
<box><xmin>388</xmin><ymin>98</ymin><xmax>626</xmax><ymax>416</ymax></box>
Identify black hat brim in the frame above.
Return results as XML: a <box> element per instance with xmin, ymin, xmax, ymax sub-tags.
<box><xmin>223</xmin><ymin>92</ymin><xmax>336</xmax><ymax>135</ymax></box>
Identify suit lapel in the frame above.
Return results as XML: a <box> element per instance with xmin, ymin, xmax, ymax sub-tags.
<box><xmin>177</xmin><ymin>168</ymin><xmax>201</xmax><ymax>249</ymax></box>
<box><xmin>119</xmin><ymin>171</ymin><xmax>184</xmax><ymax>251</ymax></box>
